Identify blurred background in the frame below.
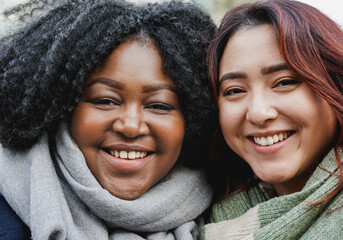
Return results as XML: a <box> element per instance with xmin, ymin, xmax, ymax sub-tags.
<box><xmin>0</xmin><ymin>0</ymin><xmax>342</xmax><ymax>37</ymax></box>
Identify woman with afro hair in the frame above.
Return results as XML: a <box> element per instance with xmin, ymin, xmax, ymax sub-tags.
<box><xmin>0</xmin><ymin>0</ymin><xmax>217</xmax><ymax>239</ymax></box>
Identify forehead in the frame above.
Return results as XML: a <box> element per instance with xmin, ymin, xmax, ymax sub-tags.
<box><xmin>220</xmin><ymin>24</ymin><xmax>284</xmax><ymax>73</ymax></box>
<box><xmin>87</xmin><ymin>39</ymin><xmax>175</xmax><ymax>87</ymax></box>
<box><xmin>102</xmin><ymin>40</ymin><xmax>160</xmax><ymax>73</ymax></box>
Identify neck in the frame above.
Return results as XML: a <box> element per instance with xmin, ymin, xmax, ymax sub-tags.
<box><xmin>272</xmin><ymin>171</ymin><xmax>312</xmax><ymax>196</ymax></box>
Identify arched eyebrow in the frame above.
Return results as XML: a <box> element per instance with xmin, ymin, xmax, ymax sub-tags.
<box><xmin>219</xmin><ymin>63</ymin><xmax>289</xmax><ymax>86</ymax></box>
<box><xmin>85</xmin><ymin>78</ymin><xmax>124</xmax><ymax>89</ymax></box>
<box><xmin>261</xmin><ymin>63</ymin><xmax>289</xmax><ymax>75</ymax></box>
<box><xmin>84</xmin><ymin>78</ymin><xmax>177</xmax><ymax>93</ymax></box>
<box><xmin>142</xmin><ymin>84</ymin><xmax>177</xmax><ymax>93</ymax></box>
<box><xmin>219</xmin><ymin>72</ymin><xmax>247</xmax><ymax>86</ymax></box>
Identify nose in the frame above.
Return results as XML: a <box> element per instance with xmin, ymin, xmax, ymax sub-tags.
<box><xmin>246</xmin><ymin>93</ymin><xmax>278</xmax><ymax>126</ymax></box>
<box><xmin>112</xmin><ymin>105</ymin><xmax>149</xmax><ymax>138</ymax></box>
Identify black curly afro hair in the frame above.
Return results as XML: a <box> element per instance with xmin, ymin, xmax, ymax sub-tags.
<box><xmin>0</xmin><ymin>0</ymin><xmax>217</xmax><ymax>167</ymax></box>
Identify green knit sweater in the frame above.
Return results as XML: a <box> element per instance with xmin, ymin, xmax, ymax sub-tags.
<box><xmin>201</xmin><ymin>149</ymin><xmax>343</xmax><ymax>240</ymax></box>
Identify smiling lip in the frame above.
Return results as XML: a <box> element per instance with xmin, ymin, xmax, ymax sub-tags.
<box><xmin>247</xmin><ymin>131</ymin><xmax>294</xmax><ymax>154</ymax></box>
<box><xmin>103</xmin><ymin>143</ymin><xmax>153</xmax><ymax>152</ymax></box>
<box><xmin>101</xmin><ymin>149</ymin><xmax>152</xmax><ymax>172</ymax></box>
<box><xmin>109</xmin><ymin>150</ymin><xmax>147</xmax><ymax>159</ymax></box>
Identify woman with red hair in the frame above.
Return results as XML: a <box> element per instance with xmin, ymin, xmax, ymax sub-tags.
<box><xmin>202</xmin><ymin>0</ymin><xmax>343</xmax><ymax>239</ymax></box>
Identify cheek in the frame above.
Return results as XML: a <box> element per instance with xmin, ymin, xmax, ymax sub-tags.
<box><xmin>70</xmin><ymin>105</ymin><xmax>87</xmax><ymax>145</ymax></box>
<box><xmin>218</xmin><ymin>101</ymin><xmax>248</xmax><ymax>156</ymax></box>
<box><xmin>218</xmin><ymin>101</ymin><xmax>241</xmax><ymax>138</ymax></box>
<box><xmin>70</xmin><ymin>105</ymin><xmax>105</xmax><ymax>147</ymax></box>
<box><xmin>150</xmin><ymin>114</ymin><xmax>185</xmax><ymax>184</ymax></box>
<box><xmin>154</xmin><ymin>114</ymin><xmax>185</xmax><ymax>154</ymax></box>
<box><xmin>287</xmin><ymin>89</ymin><xmax>336</xmax><ymax>131</ymax></box>
<box><xmin>167</xmin><ymin>115</ymin><xmax>185</xmax><ymax>150</ymax></box>
<box><xmin>305</xmin><ymin>98</ymin><xmax>337</xmax><ymax>145</ymax></box>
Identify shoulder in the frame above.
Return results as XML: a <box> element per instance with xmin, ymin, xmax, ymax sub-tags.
<box><xmin>0</xmin><ymin>193</ymin><xmax>30</xmax><ymax>240</ymax></box>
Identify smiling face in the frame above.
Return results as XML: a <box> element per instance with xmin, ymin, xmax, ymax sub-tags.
<box><xmin>71</xmin><ymin>39</ymin><xmax>185</xmax><ymax>200</ymax></box>
<box><xmin>218</xmin><ymin>25</ymin><xmax>337</xmax><ymax>195</ymax></box>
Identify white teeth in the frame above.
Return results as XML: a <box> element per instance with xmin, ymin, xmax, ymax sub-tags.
<box><xmin>114</xmin><ymin>151</ymin><xmax>119</xmax><ymax>157</ymax></box>
<box><xmin>267</xmin><ymin>136</ymin><xmax>273</xmax><ymax>145</ymax></box>
<box><xmin>256</xmin><ymin>137</ymin><xmax>261</xmax><ymax>145</ymax></box>
<box><xmin>128</xmin><ymin>151</ymin><xmax>136</xmax><ymax>159</ymax></box>
<box><xmin>278</xmin><ymin>133</ymin><xmax>283</xmax><ymax>141</ymax></box>
<box><xmin>109</xmin><ymin>150</ymin><xmax>148</xmax><ymax>159</ymax></box>
<box><xmin>260</xmin><ymin>137</ymin><xmax>267</xmax><ymax>146</ymax></box>
<box><xmin>273</xmin><ymin>135</ymin><xmax>279</xmax><ymax>142</ymax></box>
<box><xmin>120</xmin><ymin>151</ymin><xmax>127</xmax><ymax>158</ymax></box>
<box><xmin>253</xmin><ymin>132</ymin><xmax>290</xmax><ymax>146</ymax></box>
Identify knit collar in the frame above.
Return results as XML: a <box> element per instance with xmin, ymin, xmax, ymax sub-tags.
<box><xmin>202</xmin><ymin>148</ymin><xmax>343</xmax><ymax>240</ymax></box>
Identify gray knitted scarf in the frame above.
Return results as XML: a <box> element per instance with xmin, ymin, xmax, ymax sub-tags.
<box><xmin>0</xmin><ymin>124</ymin><xmax>212</xmax><ymax>240</ymax></box>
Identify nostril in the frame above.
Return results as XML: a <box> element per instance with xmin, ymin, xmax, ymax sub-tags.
<box><xmin>112</xmin><ymin>119</ymin><xmax>149</xmax><ymax>138</ymax></box>
<box><xmin>246</xmin><ymin>105</ymin><xmax>278</xmax><ymax>125</ymax></box>
<box><xmin>112</xmin><ymin>118</ymin><xmax>125</xmax><ymax>132</ymax></box>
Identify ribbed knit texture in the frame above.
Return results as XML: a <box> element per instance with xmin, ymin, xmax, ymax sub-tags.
<box><xmin>202</xmin><ymin>149</ymin><xmax>343</xmax><ymax>240</ymax></box>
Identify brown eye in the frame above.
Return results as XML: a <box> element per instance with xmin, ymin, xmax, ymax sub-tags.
<box><xmin>223</xmin><ymin>88</ymin><xmax>245</xmax><ymax>97</ymax></box>
<box><xmin>274</xmin><ymin>79</ymin><xmax>301</xmax><ymax>88</ymax></box>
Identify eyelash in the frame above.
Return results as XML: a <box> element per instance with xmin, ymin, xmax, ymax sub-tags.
<box><xmin>223</xmin><ymin>88</ymin><xmax>245</xmax><ymax>97</ymax></box>
<box><xmin>88</xmin><ymin>99</ymin><xmax>174</xmax><ymax>112</ymax></box>
<box><xmin>88</xmin><ymin>98</ymin><xmax>120</xmax><ymax>106</ymax></box>
<box><xmin>274</xmin><ymin>78</ymin><xmax>301</xmax><ymax>88</ymax></box>
<box><xmin>222</xmin><ymin>78</ymin><xmax>301</xmax><ymax>97</ymax></box>
<box><xmin>146</xmin><ymin>103</ymin><xmax>175</xmax><ymax>111</ymax></box>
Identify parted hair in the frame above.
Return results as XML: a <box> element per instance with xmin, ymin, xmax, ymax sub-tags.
<box><xmin>207</xmin><ymin>0</ymin><xmax>343</xmax><ymax>200</ymax></box>
<box><xmin>0</xmin><ymin>0</ymin><xmax>217</xmax><ymax>167</ymax></box>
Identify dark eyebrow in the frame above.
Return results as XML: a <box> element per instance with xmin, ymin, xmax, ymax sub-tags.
<box><xmin>85</xmin><ymin>78</ymin><xmax>124</xmax><ymax>89</ymax></box>
<box><xmin>86</xmin><ymin>78</ymin><xmax>176</xmax><ymax>93</ymax></box>
<box><xmin>261</xmin><ymin>63</ymin><xmax>289</xmax><ymax>75</ymax></box>
<box><xmin>142</xmin><ymin>83</ymin><xmax>177</xmax><ymax>93</ymax></box>
<box><xmin>219</xmin><ymin>72</ymin><xmax>247</xmax><ymax>86</ymax></box>
<box><xmin>218</xmin><ymin>63</ymin><xmax>290</xmax><ymax>86</ymax></box>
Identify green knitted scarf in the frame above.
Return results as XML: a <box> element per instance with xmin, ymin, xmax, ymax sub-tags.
<box><xmin>201</xmin><ymin>149</ymin><xmax>343</xmax><ymax>240</ymax></box>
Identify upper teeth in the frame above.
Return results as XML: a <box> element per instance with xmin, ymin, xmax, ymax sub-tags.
<box><xmin>253</xmin><ymin>132</ymin><xmax>290</xmax><ymax>146</ymax></box>
<box><xmin>109</xmin><ymin>150</ymin><xmax>147</xmax><ymax>159</ymax></box>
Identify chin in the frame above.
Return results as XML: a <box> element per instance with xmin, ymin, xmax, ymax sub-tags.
<box><xmin>108</xmin><ymin>189</ymin><xmax>145</xmax><ymax>200</ymax></box>
<box><xmin>105</xmin><ymin>183</ymin><xmax>151</xmax><ymax>200</ymax></box>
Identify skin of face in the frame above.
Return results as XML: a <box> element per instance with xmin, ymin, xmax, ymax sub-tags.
<box><xmin>71</xmin><ymin>39</ymin><xmax>185</xmax><ymax>200</ymax></box>
<box><xmin>218</xmin><ymin>25</ymin><xmax>337</xmax><ymax>195</ymax></box>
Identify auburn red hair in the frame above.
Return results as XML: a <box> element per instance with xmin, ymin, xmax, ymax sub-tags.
<box><xmin>207</xmin><ymin>0</ymin><xmax>343</xmax><ymax>201</ymax></box>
